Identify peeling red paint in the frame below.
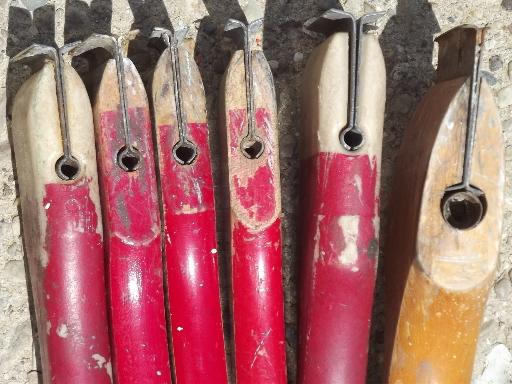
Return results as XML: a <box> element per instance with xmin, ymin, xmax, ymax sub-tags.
<box><xmin>157</xmin><ymin>122</ymin><xmax>228</xmax><ymax>383</ymax></box>
<box><xmin>298</xmin><ymin>152</ymin><xmax>379</xmax><ymax>384</ymax></box>
<box><xmin>227</xmin><ymin>107</ymin><xmax>287</xmax><ymax>383</ymax></box>
<box><xmin>96</xmin><ymin>108</ymin><xmax>171</xmax><ymax>384</ymax></box>
<box><xmin>42</xmin><ymin>178</ymin><xmax>111</xmax><ymax>383</ymax></box>
<box><xmin>233</xmin><ymin>165</ymin><xmax>275</xmax><ymax>222</ymax></box>
<box><xmin>229</xmin><ymin>108</ymin><xmax>277</xmax><ymax>223</ymax></box>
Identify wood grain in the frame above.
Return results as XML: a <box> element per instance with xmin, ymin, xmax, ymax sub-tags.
<box><xmin>220</xmin><ymin>40</ymin><xmax>287</xmax><ymax>383</ymax></box>
<box><xmin>152</xmin><ymin>39</ymin><xmax>228</xmax><ymax>383</ymax></box>
<box><xmin>93</xmin><ymin>57</ymin><xmax>172</xmax><ymax>384</ymax></box>
<box><xmin>11</xmin><ymin>61</ymin><xmax>111</xmax><ymax>383</ymax></box>
<box><xmin>384</xmin><ymin>27</ymin><xmax>504</xmax><ymax>383</ymax></box>
<box><xmin>298</xmin><ymin>31</ymin><xmax>386</xmax><ymax>383</ymax></box>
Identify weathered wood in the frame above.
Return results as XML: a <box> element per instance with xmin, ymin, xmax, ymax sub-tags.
<box><xmin>92</xmin><ymin>56</ymin><xmax>171</xmax><ymax>384</ymax></box>
<box><xmin>220</xmin><ymin>35</ymin><xmax>287</xmax><ymax>383</ymax></box>
<box><xmin>298</xmin><ymin>32</ymin><xmax>385</xmax><ymax>384</ymax></box>
<box><xmin>152</xmin><ymin>37</ymin><xmax>228</xmax><ymax>383</ymax></box>
<box><xmin>12</xmin><ymin>60</ymin><xmax>112</xmax><ymax>383</ymax></box>
<box><xmin>384</xmin><ymin>26</ymin><xmax>504</xmax><ymax>384</ymax></box>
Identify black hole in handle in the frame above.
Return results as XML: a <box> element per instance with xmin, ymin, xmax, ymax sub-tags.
<box><xmin>241</xmin><ymin>138</ymin><xmax>264</xmax><ymax>159</ymax></box>
<box><xmin>173</xmin><ymin>142</ymin><xmax>198</xmax><ymax>165</ymax></box>
<box><xmin>441</xmin><ymin>190</ymin><xmax>487</xmax><ymax>230</ymax></box>
<box><xmin>55</xmin><ymin>156</ymin><xmax>80</xmax><ymax>181</ymax></box>
<box><xmin>117</xmin><ymin>146</ymin><xmax>141</xmax><ymax>172</ymax></box>
<box><xmin>341</xmin><ymin>129</ymin><xmax>364</xmax><ymax>151</ymax></box>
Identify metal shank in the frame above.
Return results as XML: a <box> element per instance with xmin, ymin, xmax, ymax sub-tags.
<box><xmin>71</xmin><ymin>34</ymin><xmax>140</xmax><ymax>171</ymax></box>
<box><xmin>442</xmin><ymin>29</ymin><xmax>486</xmax><ymax>230</ymax></box>
<box><xmin>12</xmin><ymin>44</ymin><xmax>81</xmax><ymax>180</ymax></box>
<box><xmin>225</xmin><ymin>18</ymin><xmax>265</xmax><ymax>159</ymax></box>
<box><xmin>305</xmin><ymin>9</ymin><xmax>385</xmax><ymax>151</ymax></box>
<box><xmin>152</xmin><ymin>27</ymin><xmax>198</xmax><ymax>165</ymax></box>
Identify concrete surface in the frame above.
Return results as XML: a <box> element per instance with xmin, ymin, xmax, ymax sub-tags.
<box><xmin>0</xmin><ymin>0</ymin><xmax>512</xmax><ymax>383</ymax></box>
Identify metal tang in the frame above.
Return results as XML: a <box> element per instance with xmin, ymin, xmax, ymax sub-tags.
<box><xmin>225</xmin><ymin>18</ymin><xmax>265</xmax><ymax>159</ymax></box>
<box><xmin>72</xmin><ymin>33</ymin><xmax>142</xmax><ymax>172</ymax></box>
<box><xmin>151</xmin><ymin>27</ymin><xmax>198</xmax><ymax>165</ymax></box>
<box><xmin>305</xmin><ymin>9</ymin><xmax>385</xmax><ymax>151</ymax></box>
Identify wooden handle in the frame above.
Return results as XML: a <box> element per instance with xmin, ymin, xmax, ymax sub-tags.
<box><xmin>298</xmin><ymin>32</ymin><xmax>385</xmax><ymax>384</ymax></box>
<box><xmin>152</xmin><ymin>40</ymin><xmax>228</xmax><ymax>383</ymax></box>
<box><xmin>12</xmin><ymin>62</ymin><xmax>112</xmax><ymax>383</ymax></box>
<box><xmin>221</xmin><ymin>46</ymin><xmax>287</xmax><ymax>383</ymax></box>
<box><xmin>384</xmin><ymin>30</ymin><xmax>504</xmax><ymax>382</ymax></box>
<box><xmin>93</xmin><ymin>58</ymin><xmax>171</xmax><ymax>384</ymax></box>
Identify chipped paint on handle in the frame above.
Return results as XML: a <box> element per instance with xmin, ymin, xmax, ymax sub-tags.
<box><xmin>228</xmin><ymin>108</ymin><xmax>286</xmax><ymax>384</ymax></box>
<box><xmin>152</xmin><ymin>44</ymin><xmax>228</xmax><ymax>383</ymax></box>
<box><xmin>298</xmin><ymin>154</ymin><xmax>379</xmax><ymax>383</ymax></box>
<box><xmin>222</xmin><ymin>47</ymin><xmax>287</xmax><ymax>383</ymax></box>
<box><xmin>11</xmin><ymin>62</ymin><xmax>112</xmax><ymax>383</ymax></box>
<box><xmin>298</xmin><ymin>32</ymin><xmax>385</xmax><ymax>383</ymax></box>
<box><xmin>157</xmin><ymin>124</ymin><xmax>227</xmax><ymax>383</ymax></box>
<box><xmin>232</xmin><ymin>218</ymin><xmax>285</xmax><ymax>384</ymax></box>
<box><xmin>43</xmin><ymin>180</ymin><xmax>112</xmax><ymax>382</ymax></box>
<box><xmin>93</xmin><ymin>58</ymin><xmax>171</xmax><ymax>384</ymax></box>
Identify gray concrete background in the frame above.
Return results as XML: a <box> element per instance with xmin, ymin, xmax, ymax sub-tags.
<box><xmin>1</xmin><ymin>0</ymin><xmax>512</xmax><ymax>383</ymax></box>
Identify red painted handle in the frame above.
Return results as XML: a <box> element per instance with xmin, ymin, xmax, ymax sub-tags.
<box><xmin>157</xmin><ymin>122</ymin><xmax>228</xmax><ymax>383</ymax></box>
<box><xmin>41</xmin><ymin>179</ymin><xmax>112</xmax><ymax>383</ymax></box>
<box><xmin>232</xmin><ymin>219</ymin><xmax>286</xmax><ymax>383</ymax></box>
<box><xmin>96</xmin><ymin>107</ymin><xmax>171</xmax><ymax>384</ymax></box>
<box><xmin>298</xmin><ymin>153</ymin><xmax>379</xmax><ymax>383</ymax></box>
<box><xmin>228</xmin><ymin>108</ymin><xmax>287</xmax><ymax>384</ymax></box>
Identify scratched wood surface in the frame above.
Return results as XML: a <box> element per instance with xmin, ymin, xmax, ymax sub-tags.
<box><xmin>221</xmin><ymin>50</ymin><xmax>281</xmax><ymax>229</ymax></box>
<box><xmin>152</xmin><ymin>38</ymin><xmax>228</xmax><ymax>383</ymax></box>
<box><xmin>298</xmin><ymin>31</ymin><xmax>386</xmax><ymax>383</ymax></box>
<box><xmin>220</xmin><ymin>31</ymin><xmax>287</xmax><ymax>382</ymax></box>
<box><xmin>11</xmin><ymin>61</ymin><xmax>111</xmax><ymax>382</ymax></box>
<box><xmin>384</xmin><ymin>27</ymin><xmax>505</xmax><ymax>384</ymax></box>
<box><xmin>301</xmin><ymin>33</ymin><xmax>385</xmax><ymax>159</ymax></box>
<box><xmin>93</xmin><ymin>56</ymin><xmax>172</xmax><ymax>384</ymax></box>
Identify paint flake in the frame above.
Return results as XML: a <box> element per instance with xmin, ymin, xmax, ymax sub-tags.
<box><xmin>56</xmin><ymin>324</ymin><xmax>68</xmax><ymax>338</ymax></box>
<box><xmin>338</xmin><ymin>216</ymin><xmax>360</xmax><ymax>266</ymax></box>
<box><xmin>92</xmin><ymin>353</ymin><xmax>106</xmax><ymax>368</ymax></box>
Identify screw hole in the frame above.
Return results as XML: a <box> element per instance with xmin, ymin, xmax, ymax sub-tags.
<box><xmin>117</xmin><ymin>146</ymin><xmax>141</xmax><ymax>172</ymax></box>
<box><xmin>173</xmin><ymin>142</ymin><xmax>198</xmax><ymax>165</ymax></box>
<box><xmin>55</xmin><ymin>156</ymin><xmax>80</xmax><ymax>180</ymax></box>
<box><xmin>341</xmin><ymin>129</ymin><xmax>364</xmax><ymax>151</ymax></box>
<box><xmin>241</xmin><ymin>138</ymin><xmax>264</xmax><ymax>159</ymax></box>
<box><xmin>441</xmin><ymin>190</ymin><xmax>486</xmax><ymax>230</ymax></box>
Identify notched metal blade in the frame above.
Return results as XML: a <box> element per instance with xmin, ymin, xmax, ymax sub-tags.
<box><xmin>305</xmin><ymin>9</ymin><xmax>386</xmax><ymax>36</ymax></box>
<box><xmin>225</xmin><ymin>18</ymin><xmax>246</xmax><ymax>32</ymax></box>
<box><xmin>322</xmin><ymin>8</ymin><xmax>354</xmax><ymax>22</ymax></box>
<box><xmin>71</xmin><ymin>34</ymin><xmax>118</xmax><ymax>57</ymax></box>
<box><xmin>304</xmin><ymin>8</ymin><xmax>354</xmax><ymax>36</ymax></box>
<box><xmin>60</xmin><ymin>41</ymin><xmax>81</xmax><ymax>55</ymax></box>
<box><xmin>247</xmin><ymin>18</ymin><xmax>264</xmax><ymax>34</ymax></box>
<box><xmin>11</xmin><ymin>44</ymin><xmax>58</xmax><ymax>73</ymax></box>
<box><xmin>12</xmin><ymin>44</ymin><xmax>56</xmax><ymax>63</ymax></box>
<box><xmin>360</xmin><ymin>11</ymin><xmax>387</xmax><ymax>26</ymax></box>
<box><xmin>150</xmin><ymin>27</ymin><xmax>171</xmax><ymax>40</ymax></box>
<box><xmin>150</xmin><ymin>26</ymin><xmax>189</xmax><ymax>52</ymax></box>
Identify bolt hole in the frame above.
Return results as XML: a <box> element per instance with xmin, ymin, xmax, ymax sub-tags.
<box><xmin>441</xmin><ymin>190</ymin><xmax>486</xmax><ymax>230</ymax></box>
<box><xmin>117</xmin><ymin>146</ymin><xmax>141</xmax><ymax>172</ymax></box>
<box><xmin>173</xmin><ymin>142</ymin><xmax>198</xmax><ymax>165</ymax></box>
<box><xmin>241</xmin><ymin>138</ymin><xmax>264</xmax><ymax>159</ymax></box>
<box><xmin>55</xmin><ymin>156</ymin><xmax>80</xmax><ymax>181</ymax></box>
<box><xmin>341</xmin><ymin>129</ymin><xmax>364</xmax><ymax>151</ymax></box>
